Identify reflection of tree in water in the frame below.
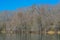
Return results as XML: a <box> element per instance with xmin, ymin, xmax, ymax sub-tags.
<box><xmin>5</xmin><ymin>33</ymin><xmax>21</xmax><ymax>40</ymax></box>
<box><xmin>54</xmin><ymin>21</ymin><xmax>60</xmax><ymax>40</ymax></box>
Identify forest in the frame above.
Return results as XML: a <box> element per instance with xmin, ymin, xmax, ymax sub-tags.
<box><xmin>0</xmin><ymin>5</ymin><xmax>60</xmax><ymax>34</ymax></box>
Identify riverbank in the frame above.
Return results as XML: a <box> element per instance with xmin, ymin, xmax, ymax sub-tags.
<box><xmin>0</xmin><ymin>30</ymin><xmax>60</xmax><ymax>35</ymax></box>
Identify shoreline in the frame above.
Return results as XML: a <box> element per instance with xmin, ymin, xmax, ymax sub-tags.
<box><xmin>0</xmin><ymin>30</ymin><xmax>60</xmax><ymax>35</ymax></box>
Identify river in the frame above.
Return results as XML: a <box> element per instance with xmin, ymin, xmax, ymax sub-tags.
<box><xmin>0</xmin><ymin>33</ymin><xmax>60</xmax><ymax>40</ymax></box>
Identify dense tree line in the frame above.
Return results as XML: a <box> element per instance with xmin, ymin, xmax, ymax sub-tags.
<box><xmin>0</xmin><ymin>5</ymin><xmax>60</xmax><ymax>33</ymax></box>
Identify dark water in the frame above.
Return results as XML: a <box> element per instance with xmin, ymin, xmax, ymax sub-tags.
<box><xmin>0</xmin><ymin>33</ymin><xmax>60</xmax><ymax>40</ymax></box>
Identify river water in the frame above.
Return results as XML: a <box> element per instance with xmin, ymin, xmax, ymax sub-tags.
<box><xmin>0</xmin><ymin>33</ymin><xmax>60</xmax><ymax>40</ymax></box>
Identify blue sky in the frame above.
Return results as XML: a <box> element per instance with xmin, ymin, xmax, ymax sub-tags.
<box><xmin>0</xmin><ymin>0</ymin><xmax>60</xmax><ymax>11</ymax></box>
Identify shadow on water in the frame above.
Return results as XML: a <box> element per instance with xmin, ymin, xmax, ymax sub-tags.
<box><xmin>0</xmin><ymin>33</ymin><xmax>60</xmax><ymax>40</ymax></box>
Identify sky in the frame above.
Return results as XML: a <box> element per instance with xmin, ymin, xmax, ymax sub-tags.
<box><xmin>0</xmin><ymin>0</ymin><xmax>60</xmax><ymax>11</ymax></box>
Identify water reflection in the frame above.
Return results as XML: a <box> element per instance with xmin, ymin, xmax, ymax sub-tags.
<box><xmin>0</xmin><ymin>33</ymin><xmax>59</xmax><ymax>40</ymax></box>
